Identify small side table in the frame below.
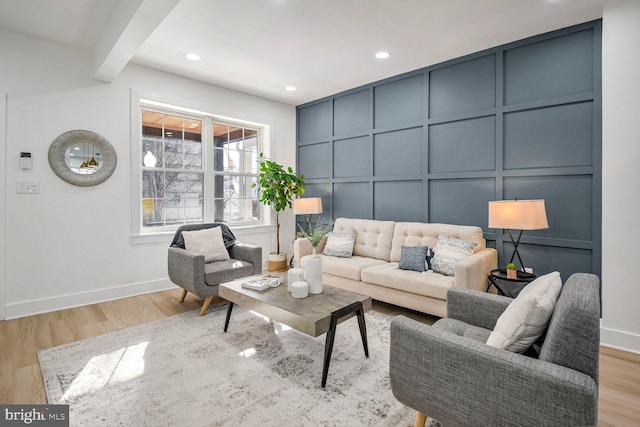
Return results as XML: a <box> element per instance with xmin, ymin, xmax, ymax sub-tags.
<box><xmin>488</xmin><ymin>269</ymin><xmax>536</xmax><ymax>298</ymax></box>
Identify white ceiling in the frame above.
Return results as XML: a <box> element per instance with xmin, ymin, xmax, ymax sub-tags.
<box><xmin>0</xmin><ymin>0</ymin><xmax>608</xmax><ymax>105</ymax></box>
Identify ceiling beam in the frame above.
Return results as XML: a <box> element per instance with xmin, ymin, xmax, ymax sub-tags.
<box><xmin>93</xmin><ymin>0</ymin><xmax>181</xmax><ymax>82</ymax></box>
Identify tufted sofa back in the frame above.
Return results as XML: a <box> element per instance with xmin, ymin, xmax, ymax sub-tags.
<box><xmin>333</xmin><ymin>218</ymin><xmax>396</xmax><ymax>261</ymax></box>
<box><xmin>389</xmin><ymin>222</ymin><xmax>486</xmax><ymax>263</ymax></box>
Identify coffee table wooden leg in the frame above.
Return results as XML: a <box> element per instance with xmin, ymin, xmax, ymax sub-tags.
<box><xmin>223</xmin><ymin>302</ymin><xmax>234</xmax><ymax>332</ymax></box>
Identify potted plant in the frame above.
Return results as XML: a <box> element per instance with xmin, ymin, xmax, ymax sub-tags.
<box><xmin>253</xmin><ymin>153</ymin><xmax>305</xmax><ymax>271</ymax></box>
<box><xmin>506</xmin><ymin>262</ymin><xmax>517</xmax><ymax>279</ymax></box>
<box><xmin>297</xmin><ymin>221</ymin><xmax>332</xmax><ymax>255</ymax></box>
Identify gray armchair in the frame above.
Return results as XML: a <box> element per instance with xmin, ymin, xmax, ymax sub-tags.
<box><xmin>390</xmin><ymin>273</ymin><xmax>600</xmax><ymax>427</ymax></box>
<box><xmin>168</xmin><ymin>223</ymin><xmax>262</xmax><ymax>315</ymax></box>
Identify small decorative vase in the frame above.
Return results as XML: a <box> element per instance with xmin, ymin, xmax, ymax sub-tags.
<box><xmin>287</xmin><ymin>268</ymin><xmax>305</xmax><ymax>292</ymax></box>
<box><xmin>507</xmin><ymin>269</ymin><xmax>517</xmax><ymax>279</ymax></box>
<box><xmin>306</xmin><ymin>247</ymin><xmax>323</xmax><ymax>294</ymax></box>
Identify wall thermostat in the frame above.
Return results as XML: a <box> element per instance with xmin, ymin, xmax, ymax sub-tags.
<box><xmin>20</xmin><ymin>152</ymin><xmax>32</xmax><ymax>170</ymax></box>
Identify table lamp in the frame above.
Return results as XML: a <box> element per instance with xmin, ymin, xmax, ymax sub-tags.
<box><xmin>488</xmin><ymin>199</ymin><xmax>548</xmax><ymax>272</ymax></box>
<box><xmin>293</xmin><ymin>197</ymin><xmax>323</xmax><ymax>233</ymax></box>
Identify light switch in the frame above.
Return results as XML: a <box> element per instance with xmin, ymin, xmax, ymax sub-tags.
<box><xmin>16</xmin><ymin>181</ymin><xmax>40</xmax><ymax>194</ymax></box>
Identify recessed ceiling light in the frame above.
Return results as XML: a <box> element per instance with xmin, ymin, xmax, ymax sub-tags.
<box><xmin>285</xmin><ymin>86</ymin><xmax>297</xmax><ymax>92</ymax></box>
<box><xmin>185</xmin><ymin>53</ymin><xmax>201</xmax><ymax>61</ymax></box>
<box><xmin>376</xmin><ymin>51</ymin><xmax>390</xmax><ymax>59</ymax></box>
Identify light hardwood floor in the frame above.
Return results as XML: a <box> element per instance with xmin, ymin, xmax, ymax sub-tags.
<box><xmin>0</xmin><ymin>289</ymin><xmax>639</xmax><ymax>426</ymax></box>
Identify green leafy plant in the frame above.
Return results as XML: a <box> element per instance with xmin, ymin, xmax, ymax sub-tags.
<box><xmin>252</xmin><ymin>153</ymin><xmax>305</xmax><ymax>255</ymax></box>
<box><xmin>506</xmin><ymin>263</ymin><xmax>516</xmax><ymax>270</ymax></box>
<box><xmin>297</xmin><ymin>221</ymin><xmax>332</xmax><ymax>248</ymax></box>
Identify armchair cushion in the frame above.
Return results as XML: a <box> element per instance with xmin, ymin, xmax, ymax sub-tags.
<box><xmin>204</xmin><ymin>259</ymin><xmax>255</xmax><ymax>285</ymax></box>
<box><xmin>487</xmin><ymin>271</ymin><xmax>562</xmax><ymax>353</ymax></box>
<box><xmin>432</xmin><ymin>318</ymin><xmax>492</xmax><ymax>343</ymax></box>
<box><xmin>182</xmin><ymin>226</ymin><xmax>230</xmax><ymax>262</ymax></box>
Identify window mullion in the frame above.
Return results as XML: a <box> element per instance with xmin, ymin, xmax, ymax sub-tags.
<box><xmin>203</xmin><ymin>116</ymin><xmax>214</xmax><ymax>223</ymax></box>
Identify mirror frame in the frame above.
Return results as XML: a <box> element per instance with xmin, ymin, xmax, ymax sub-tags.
<box><xmin>48</xmin><ymin>130</ymin><xmax>117</xmax><ymax>187</ymax></box>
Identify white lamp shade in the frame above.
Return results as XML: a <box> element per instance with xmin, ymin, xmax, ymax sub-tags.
<box><xmin>293</xmin><ymin>197</ymin><xmax>323</xmax><ymax>215</ymax></box>
<box><xmin>488</xmin><ymin>199</ymin><xmax>549</xmax><ymax>230</ymax></box>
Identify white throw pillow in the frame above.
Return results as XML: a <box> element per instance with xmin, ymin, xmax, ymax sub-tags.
<box><xmin>486</xmin><ymin>271</ymin><xmax>563</xmax><ymax>353</ymax></box>
<box><xmin>431</xmin><ymin>235</ymin><xmax>477</xmax><ymax>276</ymax></box>
<box><xmin>323</xmin><ymin>230</ymin><xmax>357</xmax><ymax>258</ymax></box>
<box><xmin>182</xmin><ymin>227</ymin><xmax>230</xmax><ymax>262</ymax></box>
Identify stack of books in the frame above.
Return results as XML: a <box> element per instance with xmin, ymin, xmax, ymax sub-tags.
<box><xmin>241</xmin><ymin>275</ymin><xmax>282</xmax><ymax>291</ymax></box>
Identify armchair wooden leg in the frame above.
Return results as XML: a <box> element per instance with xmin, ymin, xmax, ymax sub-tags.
<box><xmin>414</xmin><ymin>412</ymin><xmax>427</xmax><ymax>427</ymax></box>
<box><xmin>200</xmin><ymin>296</ymin><xmax>214</xmax><ymax>315</ymax></box>
<box><xmin>179</xmin><ymin>289</ymin><xmax>188</xmax><ymax>303</ymax></box>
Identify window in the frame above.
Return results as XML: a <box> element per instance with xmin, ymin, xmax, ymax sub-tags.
<box><xmin>140</xmin><ymin>104</ymin><xmax>262</xmax><ymax>232</ymax></box>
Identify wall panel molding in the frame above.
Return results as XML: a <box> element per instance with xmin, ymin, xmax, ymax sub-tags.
<box><xmin>296</xmin><ymin>20</ymin><xmax>602</xmax><ymax>279</ymax></box>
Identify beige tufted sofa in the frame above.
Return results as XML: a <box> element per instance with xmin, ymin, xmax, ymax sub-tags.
<box><xmin>293</xmin><ymin>218</ymin><xmax>497</xmax><ymax>317</ymax></box>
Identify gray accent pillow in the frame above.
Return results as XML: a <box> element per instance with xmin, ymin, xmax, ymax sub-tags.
<box><xmin>398</xmin><ymin>246</ymin><xmax>428</xmax><ymax>272</ymax></box>
<box><xmin>323</xmin><ymin>230</ymin><xmax>357</xmax><ymax>258</ymax></box>
<box><xmin>431</xmin><ymin>235</ymin><xmax>477</xmax><ymax>276</ymax></box>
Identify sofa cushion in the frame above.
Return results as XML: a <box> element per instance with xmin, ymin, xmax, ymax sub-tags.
<box><xmin>398</xmin><ymin>246</ymin><xmax>428</xmax><ymax>272</ymax></box>
<box><xmin>390</xmin><ymin>222</ymin><xmax>485</xmax><ymax>262</ymax></box>
<box><xmin>361</xmin><ymin>263</ymin><xmax>455</xmax><ymax>300</ymax></box>
<box><xmin>204</xmin><ymin>259</ymin><xmax>255</xmax><ymax>286</ymax></box>
<box><xmin>333</xmin><ymin>218</ymin><xmax>395</xmax><ymax>261</ymax></box>
<box><xmin>323</xmin><ymin>230</ymin><xmax>357</xmax><ymax>258</ymax></box>
<box><xmin>486</xmin><ymin>271</ymin><xmax>562</xmax><ymax>353</ymax></box>
<box><xmin>309</xmin><ymin>254</ymin><xmax>387</xmax><ymax>281</ymax></box>
<box><xmin>182</xmin><ymin>226</ymin><xmax>230</xmax><ymax>262</ymax></box>
<box><xmin>431</xmin><ymin>235</ymin><xmax>477</xmax><ymax>276</ymax></box>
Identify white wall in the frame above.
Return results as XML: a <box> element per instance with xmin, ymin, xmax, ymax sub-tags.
<box><xmin>601</xmin><ymin>0</ymin><xmax>640</xmax><ymax>353</ymax></box>
<box><xmin>0</xmin><ymin>28</ymin><xmax>296</xmax><ymax>319</ymax></box>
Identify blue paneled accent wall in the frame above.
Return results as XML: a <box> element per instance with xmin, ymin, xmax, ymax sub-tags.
<box><xmin>296</xmin><ymin>21</ymin><xmax>602</xmax><ymax>279</ymax></box>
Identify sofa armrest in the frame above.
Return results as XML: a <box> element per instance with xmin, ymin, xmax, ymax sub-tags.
<box><xmin>453</xmin><ymin>247</ymin><xmax>497</xmax><ymax>292</ymax></box>
<box><xmin>389</xmin><ymin>316</ymin><xmax>598</xmax><ymax>427</ymax></box>
<box><xmin>168</xmin><ymin>247</ymin><xmax>205</xmax><ymax>294</ymax></box>
<box><xmin>293</xmin><ymin>238</ymin><xmax>312</xmax><ymax>268</ymax></box>
<box><xmin>447</xmin><ymin>288</ymin><xmax>512</xmax><ymax>330</ymax></box>
<box><xmin>228</xmin><ymin>242</ymin><xmax>262</xmax><ymax>275</ymax></box>
<box><xmin>293</xmin><ymin>237</ymin><xmax>328</xmax><ymax>267</ymax></box>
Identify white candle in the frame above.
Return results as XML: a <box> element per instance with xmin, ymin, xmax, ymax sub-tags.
<box><xmin>291</xmin><ymin>281</ymin><xmax>309</xmax><ymax>298</ymax></box>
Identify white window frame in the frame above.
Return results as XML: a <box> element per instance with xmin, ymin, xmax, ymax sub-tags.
<box><xmin>130</xmin><ymin>91</ymin><xmax>271</xmax><ymax>244</ymax></box>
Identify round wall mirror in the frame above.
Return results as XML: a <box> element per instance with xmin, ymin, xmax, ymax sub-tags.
<box><xmin>49</xmin><ymin>130</ymin><xmax>117</xmax><ymax>186</ymax></box>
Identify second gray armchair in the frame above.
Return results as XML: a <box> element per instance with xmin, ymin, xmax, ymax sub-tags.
<box><xmin>168</xmin><ymin>223</ymin><xmax>262</xmax><ymax>315</ymax></box>
<box><xmin>389</xmin><ymin>273</ymin><xmax>601</xmax><ymax>427</ymax></box>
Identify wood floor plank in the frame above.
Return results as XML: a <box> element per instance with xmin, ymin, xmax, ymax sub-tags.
<box><xmin>0</xmin><ymin>288</ymin><xmax>638</xmax><ymax>426</ymax></box>
<box><xmin>14</xmin><ymin>364</ymin><xmax>46</xmax><ymax>405</ymax></box>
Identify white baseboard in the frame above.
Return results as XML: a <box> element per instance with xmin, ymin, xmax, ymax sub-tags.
<box><xmin>4</xmin><ymin>278</ymin><xmax>176</xmax><ymax>320</ymax></box>
<box><xmin>601</xmin><ymin>326</ymin><xmax>640</xmax><ymax>355</ymax></box>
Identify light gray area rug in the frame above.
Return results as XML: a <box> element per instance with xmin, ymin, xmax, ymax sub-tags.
<box><xmin>38</xmin><ymin>304</ymin><xmax>437</xmax><ymax>426</ymax></box>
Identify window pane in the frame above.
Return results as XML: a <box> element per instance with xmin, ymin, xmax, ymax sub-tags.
<box><xmin>142</xmin><ymin>110</ymin><xmax>164</xmax><ymax>167</ymax></box>
<box><xmin>142</xmin><ymin>170</ymin><xmax>203</xmax><ymax>227</ymax></box>
<box><xmin>141</xmin><ymin>110</ymin><xmax>202</xmax><ymax>170</ymax></box>
<box><xmin>213</xmin><ymin>175</ymin><xmax>260</xmax><ymax>223</ymax></box>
